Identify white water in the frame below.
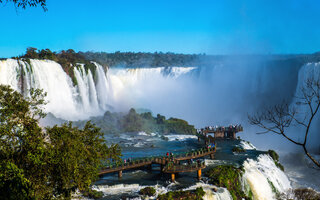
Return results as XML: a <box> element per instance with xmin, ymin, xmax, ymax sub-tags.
<box><xmin>164</xmin><ymin>134</ymin><xmax>198</xmax><ymax>141</ymax></box>
<box><xmin>84</xmin><ymin>154</ymin><xmax>291</xmax><ymax>200</ymax></box>
<box><xmin>240</xmin><ymin>140</ymin><xmax>257</xmax><ymax>150</ymax></box>
<box><xmin>184</xmin><ymin>182</ymin><xmax>233</xmax><ymax>200</ymax></box>
<box><xmin>92</xmin><ymin>182</ymin><xmax>233</xmax><ymax>200</ymax></box>
<box><xmin>0</xmin><ymin>59</ymin><xmax>196</xmax><ymax>121</ymax></box>
<box><xmin>242</xmin><ymin>154</ymin><xmax>291</xmax><ymax>200</ymax></box>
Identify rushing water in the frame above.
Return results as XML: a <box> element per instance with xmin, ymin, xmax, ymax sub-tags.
<box><xmin>0</xmin><ymin>58</ymin><xmax>318</xmax><ymax>199</ymax></box>
<box><xmin>92</xmin><ymin>133</ymin><xmax>291</xmax><ymax>200</ymax></box>
<box><xmin>0</xmin><ymin>58</ymin><xmax>301</xmax><ymax>124</ymax></box>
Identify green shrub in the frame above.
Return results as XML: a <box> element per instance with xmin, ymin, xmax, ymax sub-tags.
<box><xmin>268</xmin><ymin>150</ymin><xmax>279</xmax><ymax>162</ymax></box>
<box><xmin>205</xmin><ymin>165</ymin><xmax>251</xmax><ymax>200</ymax></box>
<box><xmin>232</xmin><ymin>147</ymin><xmax>246</xmax><ymax>153</ymax></box>
<box><xmin>139</xmin><ymin>186</ymin><xmax>156</xmax><ymax>196</ymax></box>
<box><xmin>157</xmin><ymin>187</ymin><xmax>205</xmax><ymax>200</ymax></box>
<box><xmin>268</xmin><ymin>150</ymin><xmax>284</xmax><ymax>171</ymax></box>
<box><xmin>82</xmin><ymin>189</ymin><xmax>103</xmax><ymax>199</ymax></box>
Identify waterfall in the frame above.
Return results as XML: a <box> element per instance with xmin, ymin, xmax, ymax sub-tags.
<box><xmin>242</xmin><ymin>154</ymin><xmax>291</xmax><ymax>200</ymax></box>
<box><xmin>0</xmin><ymin>59</ymin><xmax>106</xmax><ymax>120</ymax></box>
<box><xmin>0</xmin><ymin>57</ymin><xmax>306</xmax><ymax>126</ymax></box>
<box><xmin>287</xmin><ymin>62</ymin><xmax>320</xmax><ymax>149</ymax></box>
<box><xmin>0</xmin><ymin>59</ymin><xmax>196</xmax><ymax>120</ymax></box>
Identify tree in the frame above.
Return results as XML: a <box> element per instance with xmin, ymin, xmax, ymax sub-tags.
<box><xmin>46</xmin><ymin>122</ymin><xmax>121</xmax><ymax>199</ymax></box>
<box><xmin>0</xmin><ymin>0</ymin><xmax>47</xmax><ymax>11</ymax></box>
<box><xmin>248</xmin><ymin>77</ymin><xmax>320</xmax><ymax>168</ymax></box>
<box><xmin>0</xmin><ymin>85</ymin><xmax>49</xmax><ymax>199</ymax></box>
<box><xmin>0</xmin><ymin>85</ymin><xmax>121</xmax><ymax>199</ymax></box>
<box><xmin>25</xmin><ymin>47</ymin><xmax>39</xmax><ymax>59</ymax></box>
<box><xmin>121</xmin><ymin>108</ymin><xmax>143</xmax><ymax>132</ymax></box>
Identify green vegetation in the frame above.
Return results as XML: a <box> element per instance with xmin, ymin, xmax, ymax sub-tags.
<box><xmin>232</xmin><ymin>147</ymin><xmax>246</xmax><ymax>153</ymax></box>
<box><xmin>80</xmin><ymin>51</ymin><xmax>202</xmax><ymax>68</ymax></box>
<box><xmin>205</xmin><ymin>165</ymin><xmax>251</xmax><ymax>200</ymax></box>
<box><xmin>82</xmin><ymin>189</ymin><xmax>103</xmax><ymax>199</ymax></box>
<box><xmin>268</xmin><ymin>150</ymin><xmax>284</xmax><ymax>171</ymax></box>
<box><xmin>75</xmin><ymin>108</ymin><xmax>197</xmax><ymax>135</ymax></box>
<box><xmin>0</xmin><ymin>85</ymin><xmax>121</xmax><ymax>200</ymax></box>
<box><xmin>19</xmin><ymin>48</ymin><xmax>98</xmax><ymax>85</ymax></box>
<box><xmin>139</xmin><ymin>186</ymin><xmax>156</xmax><ymax>196</ymax></box>
<box><xmin>157</xmin><ymin>187</ymin><xmax>205</xmax><ymax>200</ymax></box>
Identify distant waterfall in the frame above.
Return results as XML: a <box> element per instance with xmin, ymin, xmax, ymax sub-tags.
<box><xmin>288</xmin><ymin>62</ymin><xmax>320</xmax><ymax>148</ymax></box>
<box><xmin>0</xmin><ymin>59</ymin><xmax>196</xmax><ymax>120</ymax></box>
<box><xmin>0</xmin><ymin>58</ymin><xmax>306</xmax><ymax>124</ymax></box>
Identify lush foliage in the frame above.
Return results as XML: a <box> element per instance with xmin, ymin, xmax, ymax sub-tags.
<box><xmin>139</xmin><ymin>186</ymin><xmax>156</xmax><ymax>196</ymax></box>
<box><xmin>0</xmin><ymin>85</ymin><xmax>121</xmax><ymax>199</ymax></box>
<box><xmin>205</xmin><ymin>165</ymin><xmax>251</xmax><ymax>200</ymax></box>
<box><xmin>157</xmin><ymin>187</ymin><xmax>205</xmax><ymax>200</ymax></box>
<box><xmin>19</xmin><ymin>48</ymin><xmax>97</xmax><ymax>85</ymax></box>
<box><xmin>268</xmin><ymin>150</ymin><xmax>284</xmax><ymax>171</ymax></box>
<box><xmin>232</xmin><ymin>147</ymin><xmax>246</xmax><ymax>153</ymax></box>
<box><xmin>82</xmin><ymin>189</ymin><xmax>103</xmax><ymax>199</ymax></box>
<box><xmin>80</xmin><ymin>51</ymin><xmax>202</xmax><ymax>68</ymax></box>
<box><xmin>75</xmin><ymin>108</ymin><xmax>197</xmax><ymax>135</ymax></box>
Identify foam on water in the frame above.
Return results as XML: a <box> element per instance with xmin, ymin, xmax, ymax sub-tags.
<box><xmin>242</xmin><ymin>154</ymin><xmax>291</xmax><ymax>200</ymax></box>
<box><xmin>164</xmin><ymin>134</ymin><xmax>198</xmax><ymax>141</ymax></box>
<box><xmin>240</xmin><ymin>140</ymin><xmax>257</xmax><ymax>150</ymax></box>
<box><xmin>184</xmin><ymin>182</ymin><xmax>233</xmax><ymax>200</ymax></box>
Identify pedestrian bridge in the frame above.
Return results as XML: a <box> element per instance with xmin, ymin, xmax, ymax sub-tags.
<box><xmin>99</xmin><ymin>146</ymin><xmax>215</xmax><ymax>181</ymax></box>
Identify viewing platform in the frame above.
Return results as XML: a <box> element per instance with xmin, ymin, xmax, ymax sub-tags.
<box><xmin>99</xmin><ymin>146</ymin><xmax>216</xmax><ymax>181</ymax></box>
<box><xmin>197</xmin><ymin>125</ymin><xmax>243</xmax><ymax>140</ymax></box>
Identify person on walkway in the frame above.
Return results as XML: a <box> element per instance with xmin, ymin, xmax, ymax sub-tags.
<box><xmin>166</xmin><ymin>152</ymin><xmax>169</xmax><ymax>157</ymax></box>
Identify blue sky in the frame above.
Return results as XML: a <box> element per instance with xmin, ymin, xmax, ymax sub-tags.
<box><xmin>0</xmin><ymin>0</ymin><xmax>320</xmax><ymax>57</ymax></box>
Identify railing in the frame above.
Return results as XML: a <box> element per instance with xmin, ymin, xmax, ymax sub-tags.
<box><xmin>163</xmin><ymin>161</ymin><xmax>206</xmax><ymax>173</ymax></box>
<box><xmin>100</xmin><ymin>147</ymin><xmax>215</xmax><ymax>171</ymax></box>
<box><xmin>199</xmin><ymin>125</ymin><xmax>243</xmax><ymax>133</ymax></box>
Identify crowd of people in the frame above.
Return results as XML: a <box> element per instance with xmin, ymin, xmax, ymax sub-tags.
<box><xmin>197</xmin><ymin>124</ymin><xmax>243</xmax><ymax>134</ymax></box>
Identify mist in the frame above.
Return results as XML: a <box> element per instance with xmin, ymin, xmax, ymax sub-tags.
<box><xmin>104</xmin><ymin>56</ymin><xmax>320</xmax><ymax>152</ymax></box>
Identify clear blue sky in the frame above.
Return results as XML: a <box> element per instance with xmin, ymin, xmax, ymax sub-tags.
<box><xmin>1</xmin><ymin>0</ymin><xmax>320</xmax><ymax>57</ymax></box>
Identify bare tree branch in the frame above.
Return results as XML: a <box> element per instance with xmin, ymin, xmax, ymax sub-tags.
<box><xmin>248</xmin><ymin>77</ymin><xmax>320</xmax><ymax>168</ymax></box>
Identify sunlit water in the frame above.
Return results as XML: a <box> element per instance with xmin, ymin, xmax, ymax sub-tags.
<box><xmin>95</xmin><ymin>134</ymin><xmax>290</xmax><ymax>200</ymax></box>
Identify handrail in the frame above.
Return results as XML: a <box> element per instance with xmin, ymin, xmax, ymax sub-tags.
<box><xmin>101</xmin><ymin>146</ymin><xmax>216</xmax><ymax>170</ymax></box>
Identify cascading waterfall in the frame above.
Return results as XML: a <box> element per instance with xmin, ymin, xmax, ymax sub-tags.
<box><xmin>91</xmin><ymin>154</ymin><xmax>291</xmax><ymax>200</ymax></box>
<box><xmin>0</xmin><ymin>59</ymin><xmax>196</xmax><ymax>120</ymax></box>
<box><xmin>0</xmin><ymin>59</ymin><xmax>110</xmax><ymax>120</ymax></box>
<box><xmin>242</xmin><ymin>154</ymin><xmax>291</xmax><ymax>200</ymax></box>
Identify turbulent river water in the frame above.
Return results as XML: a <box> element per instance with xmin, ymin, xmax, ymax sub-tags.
<box><xmin>0</xmin><ymin>58</ymin><xmax>319</xmax><ymax>199</ymax></box>
<box><xmin>93</xmin><ymin>133</ymin><xmax>291</xmax><ymax>200</ymax></box>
